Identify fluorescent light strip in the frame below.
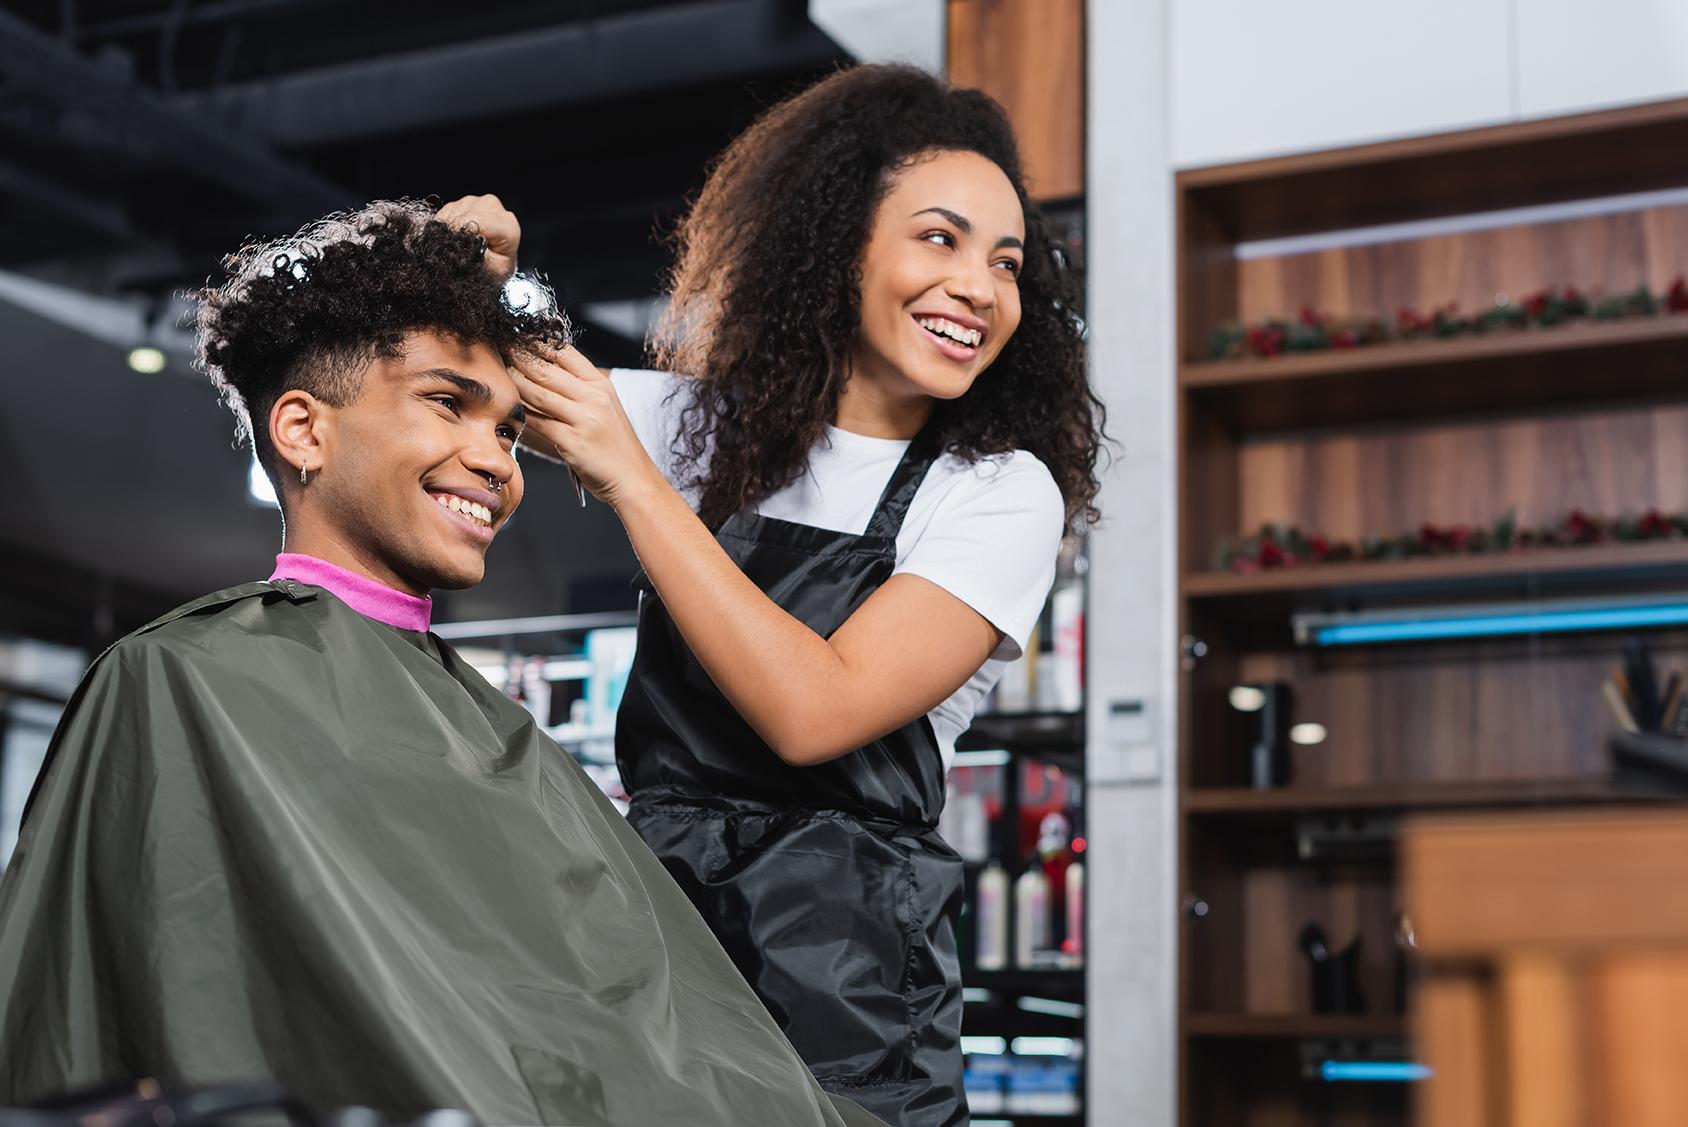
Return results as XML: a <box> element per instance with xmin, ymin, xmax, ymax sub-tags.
<box><xmin>1010</xmin><ymin>1036</ymin><xmax>1078</xmax><ymax>1057</ymax></box>
<box><xmin>952</xmin><ymin>748</ymin><xmax>1012</xmax><ymax>769</ymax></box>
<box><xmin>1311</xmin><ymin>602</ymin><xmax>1688</xmax><ymax>646</ymax></box>
<box><xmin>962</xmin><ymin>988</ymin><xmax>994</xmax><ymax>1004</ymax></box>
<box><xmin>1235</xmin><ymin>185</ymin><xmax>1688</xmax><ymax>260</ymax></box>
<box><xmin>432</xmin><ymin>612</ymin><xmax>638</xmax><ymax>640</ymax></box>
<box><xmin>473</xmin><ymin>659</ymin><xmax>596</xmax><ymax>687</ymax></box>
<box><xmin>1017</xmin><ymin>996</ymin><xmax>1085</xmax><ymax>1019</ymax></box>
<box><xmin>1320</xmin><ymin>1060</ymin><xmax>1432</xmax><ymax>1083</ymax></box>
<box><xmin>961</xmin><ymin>1036</ymin><xmax>1008</xmax><ymax>1056</ymax></box>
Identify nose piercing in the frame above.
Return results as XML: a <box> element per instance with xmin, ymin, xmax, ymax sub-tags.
<box><xmin>487</xmin><ymin>475</ymin><xmax>503</xmax><ymax>493</ymax></box>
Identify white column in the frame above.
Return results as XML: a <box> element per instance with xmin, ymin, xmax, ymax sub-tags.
<box><xmin>1084</xmin><ymin>0</ymin><xmax>1179</xmax><ymax>1123</ymax></box>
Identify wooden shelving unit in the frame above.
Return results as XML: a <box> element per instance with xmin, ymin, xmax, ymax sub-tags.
<box><xmin>1182</xmin><ymin>314</ymin><xmax>1688</xmax><ymax>432</ymax></box>
<box><xmin>1186</xmin><ymin>776</ymin><xmax>1640</xmax><ymax>818</ymax></box>
<box><xmin>1174</xmin><ymin>98</ymin><xmax>1688</xmax><ymax>1125</ymax></box>
<box><xmin>1184</xmin><ymin>539</ymin><xmax>1688</xmax><ymax>600</ymax></box>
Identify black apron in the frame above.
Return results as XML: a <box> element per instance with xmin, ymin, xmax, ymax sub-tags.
<box><xmin>615</xmin><ymin>431</ymin><xmax>968</xmax><ymax>1127</ymax></box>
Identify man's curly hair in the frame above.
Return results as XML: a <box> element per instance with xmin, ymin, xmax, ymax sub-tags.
<box><xmin>655</xmin><ymin>64</ymin><xmax>1105</xmax><ymax>530</ymax></box>
<box><xmin>194</xmin><ymin>199</ymin><xmax>571</xmax><ymax>494</ymax></box>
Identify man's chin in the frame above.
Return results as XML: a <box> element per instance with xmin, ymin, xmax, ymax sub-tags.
<box><xmin>415</xmin><ymin>552</ymin><xmax>487</xmax><ymax>592</ymax></box>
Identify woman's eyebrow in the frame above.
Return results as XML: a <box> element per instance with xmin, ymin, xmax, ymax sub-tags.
<box><xmin>912</xmin><ymin>206</ymin><xmax>971</xmax><ymax>232</ymax></box>
<box><xmin>912</xmin><ymin>207</ymin><xmax>1022</xmax><ymax>250</ymax></box>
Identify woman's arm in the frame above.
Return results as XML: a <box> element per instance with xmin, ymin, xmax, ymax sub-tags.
<box><xmin>511</xmin><ymin>349</ymin><xmax>1002</xmax><ymax>766</ymax></box>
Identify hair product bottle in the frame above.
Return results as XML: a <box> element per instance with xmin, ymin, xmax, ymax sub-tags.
<box><xmin>1014</xmin><ymin>861</ymin><xmax>1051</xmax><ymax>967</ymax></box>
<box><xmin>976</xmin><ymin>861</ymin><xmax>1009</xmax><ymax>971</ymax></box>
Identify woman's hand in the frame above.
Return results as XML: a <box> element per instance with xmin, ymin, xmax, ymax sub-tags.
<box><xmin>510</xmin><ymin>345</ymin><xmax>664</xmax><ymax>510</ymax></box>
<box><xmin>437</xmin><ymin>193</ymin><xmax>521</xmax><ymax>280</ymax></box>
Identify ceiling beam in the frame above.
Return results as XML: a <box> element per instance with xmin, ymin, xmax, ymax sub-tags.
<box><xmin>173</xmin><ymin>0</ymin><xmax>842</xmax><ymax>147</ymax></box>
<box><xmin>0</xmin><ymin>156</ymin><xmax>134</xmax><ymax>241</ymax></box>
<box><xmin>0</xmin><ymin>6</ymin><xmax>352</xmax><ymax>217</ymax></box>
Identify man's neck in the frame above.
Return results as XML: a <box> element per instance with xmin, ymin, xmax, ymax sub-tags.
<box><xmin>282</xmin><ymin>522</ymin><xmax>428</xmax><ymax>598</ymax></box>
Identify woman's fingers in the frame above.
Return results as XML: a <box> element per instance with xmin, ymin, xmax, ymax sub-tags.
<box><xmin>437</xmin><ymin>193</ymin><xmax>521</xmax><ymax>279</ymax></box>
<box><xmin>547</xmin><ymin>343</ymin><xmax>607</xmax><ymax>382</ymax></box>
<box><xmin>509</xmin><ymin>352</ymin><xmax>583</xmax><ymax>416</ymax></box>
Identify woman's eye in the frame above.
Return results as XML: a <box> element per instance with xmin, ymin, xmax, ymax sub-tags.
<box><xmin>430</xmin><ymin>395</ymin><xmax>462</xmax><ymax>414</ymax></box>
<box><xmin>922</xmin><ymin>230</ymin><xmax>955</xmax><ymax>248</ymax></box>
<box><xmin>497</xmin><ymin>425</ymin><xmax>520</xmax><ymax>442</ymax></box>
<box><xmin>996</xmin><ymin>259</ymin><xmax>1022</xmax><ymax>277</ymax></box>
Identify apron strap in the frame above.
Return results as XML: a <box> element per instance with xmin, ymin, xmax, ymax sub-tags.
<box><xmin>863</xmin><ymin>425</ymin><xmax>943</xmax><ymax>541</ymax></box>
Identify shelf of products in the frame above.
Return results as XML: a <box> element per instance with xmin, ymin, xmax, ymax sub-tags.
<box><xmin>1174</xmin><ymin>97</ymin><xmax>1688</xmax><ymax>1126</ymax></box>
<box><xmin>952</xmin><ymin>536</ymin><xmax>1088</xmax><ymax>1122</ymax></box>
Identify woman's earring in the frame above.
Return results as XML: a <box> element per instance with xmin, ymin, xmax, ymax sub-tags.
<box><xmin>300</xmin><ymin>464</ymin><xmax>309</xmax><ymax>486</ymax></box>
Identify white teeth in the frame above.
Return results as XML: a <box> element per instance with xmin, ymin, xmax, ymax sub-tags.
<box><xmin>433</xmin><ymin>493</ymin><xmax>492</xmax><ymax>527</ymax></box>
<box><xmin>918</xmin><ymin>317</ymin><xmax>981</xmax><ymax>347</ymax></box>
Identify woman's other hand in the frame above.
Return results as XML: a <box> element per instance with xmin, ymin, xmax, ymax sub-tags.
<box><xmin>437</xmin><ymin>194</ymin><xmax>521</xmax><ymax>280</ymax></box>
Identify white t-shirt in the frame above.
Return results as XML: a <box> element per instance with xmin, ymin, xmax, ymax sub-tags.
<box><xmin>611</xmin><ymin>368</ymin><xmax>1065</xmax><ymax>768</ymax></box>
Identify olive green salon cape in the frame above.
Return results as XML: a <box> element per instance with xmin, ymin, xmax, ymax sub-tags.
<box><xmin>0</xmin><ymin>581</ymin><xmax>883</xmax><ymax>1127</ymax></box>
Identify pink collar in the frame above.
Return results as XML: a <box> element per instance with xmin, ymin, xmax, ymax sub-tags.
<box><xmin>269</xmin><ymin>553</ymin><xmax>433</xmax><ymax>632</ymax></box>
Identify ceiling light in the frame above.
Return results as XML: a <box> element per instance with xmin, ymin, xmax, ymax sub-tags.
<box><xmin>127</xmin><ymin>346</ymin><xmax>166</xmax><ymax>374</ymax></box>
<box><xmin>1290</xmin><ymin>723</ymin><xmax>1328</xmax><ymax>745</ymax></box>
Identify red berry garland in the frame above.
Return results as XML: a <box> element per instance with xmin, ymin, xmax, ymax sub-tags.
<box><xmin>1209</xmin><ymin>278</ymin><xmax>1688</xmax><ymax>361</ymax></box>
<box><xmin>1219</xmin><ymin>509</ymin><xmax>1688</xmax><ymax>573</ymax></box>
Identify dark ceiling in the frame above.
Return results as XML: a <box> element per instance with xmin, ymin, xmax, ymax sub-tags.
<box><xmin>0</xmin><ymin>0</ymin><xmax>849</xmax><ymax>649</ymax></box>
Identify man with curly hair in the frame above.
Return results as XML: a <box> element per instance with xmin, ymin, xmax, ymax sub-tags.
<box><xmin>0</xmin><ymin>200</ymin><xmax>883</xmax><ymax>1127</ymax></box>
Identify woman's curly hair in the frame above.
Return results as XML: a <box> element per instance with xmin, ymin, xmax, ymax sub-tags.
<box><xmin>193</xmin><ymin>199</ymin><xmax>571</xmax><ymax>493</ymax></box>
<box><xmin>654</xmin><ymin>65</ymin><xmax>1104</xmax><ymax>529</ymax></box>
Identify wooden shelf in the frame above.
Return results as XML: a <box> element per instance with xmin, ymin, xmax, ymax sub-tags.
<box><xmin>1182</xmin><ymin>314</ymin><xmax>1688</xmax><ymax>433</ymax></box>
<box><xmin>1176</xmin><ymin>97</ymin><xmax>1688</xmax><ymax>242</ymax></box>
<box><xmin>1181</xmin><ymin>540</ymin><xmax>1688</xmax><ymax>618</ymax></box>
<box><xmin>1185</xmin><ymin>1013</ymin><xmax>1406</xmax><ymax>1040</ymax></box>
<box><xmin>1186</xmin><ymin>777</ymin><xmax>1646</xmax><ymax>818</ymax></box>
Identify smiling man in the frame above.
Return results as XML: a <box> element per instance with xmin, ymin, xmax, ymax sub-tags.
<box><xmin>0</xmin><ymin>201</ymin><xmax>882</xmax><ymax>1127</ymax></box>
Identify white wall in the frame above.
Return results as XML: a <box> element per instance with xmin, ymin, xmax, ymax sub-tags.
<box><xmin>1172</xmin><ymin>0</ymin><xmax>1688</xmax><ymax>169</ymax></box>
<box><xmin>1517</xmin><ymin>0</ymin><xmax>1688</xmax><ymax>118</ymax></box>
<box><xmin>1086</xmin><ymin>0</ymin><xmax>1181</xmax><ymax>1122</ymax></box>
<box><xmin>1172</xmin><ymin>0</ymin><xmax>1511</xmax><ymax>168</ymax></box>
<box><xmin>808</xmin><ymin>0</ymin><xmax>945</xmax><ymax>73</ymax></box>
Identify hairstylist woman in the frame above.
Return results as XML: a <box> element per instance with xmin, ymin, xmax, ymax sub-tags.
<box><xmin>447</xmin><ymin>64</ymin><xmax>1104</xmax><ymax>1127</ymax></box>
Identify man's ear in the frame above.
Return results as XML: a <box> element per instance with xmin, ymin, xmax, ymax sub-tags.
<box><xmin>270</xmin><ymin>390</ymin><xmax>330</xmax><ymax>482</ymax></box>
